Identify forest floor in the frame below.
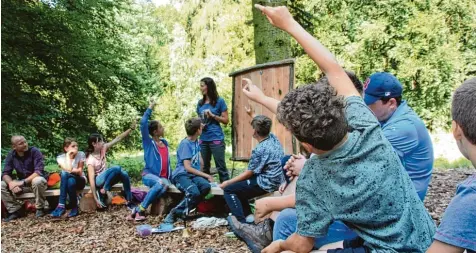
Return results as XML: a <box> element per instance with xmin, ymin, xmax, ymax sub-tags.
<box><xmin>1</xmin><ymin>168</ymin><xmax>474</xmax><ymax>253</ymax></box>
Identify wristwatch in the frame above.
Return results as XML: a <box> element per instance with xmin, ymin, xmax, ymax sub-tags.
<box><xmin>22</xmin><ymin>180</ymin><xmax>26</xmax><ymax>186</ymax></box>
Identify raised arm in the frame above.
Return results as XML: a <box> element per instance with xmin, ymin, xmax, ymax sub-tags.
<box><xmin>255</xmin><ymin>4</ymin><xmax>360</xmax><ymax>98</ymax></box>
<box><xmin>104</xmin><ymin>119</ymin><xmax>137</xmax><ymax>151</ymax></box>
<box><xmin>141</xmin><ymin>97</ymin><xmax>156</xmax><ymax>139</ymax></box>
<box><xmin>242</xmin><ymin>78</ymin><xmax>280</xmax><ymax>114</ymax></box>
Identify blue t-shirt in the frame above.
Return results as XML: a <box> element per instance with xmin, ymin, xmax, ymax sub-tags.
<box><xmin>197</xmin><ymin>97</ymin><xmax>228</xmax><ymax>141</ymax></box>
<box><xmin>380</xmin><ymin>101</ymin><xmax>434</xmax><ymax>200</ymax></box>
<box><xmin>172</xmin><ymin>138</ymin><xmax>201</xmax><ymax>179</ymax></box>
<box><xmin>296</xmin><ymin>96</ymin><xmax>435</xmax><ymax>253</ymax></box>
<box><xmin>247</xmin><ymin>134</ymin><xmax>285</xmax><ymax>192</ymax></box>
<box><xmin>434</xmin><ymin>174</ymin><xmax>476</xmax><ymax>252</ymax></box>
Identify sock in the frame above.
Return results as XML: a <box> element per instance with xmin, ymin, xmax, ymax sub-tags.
<box><xmin>57</xmin><ymin>203</ymin><xmax>65</xmax><ymax>209</ymax></box>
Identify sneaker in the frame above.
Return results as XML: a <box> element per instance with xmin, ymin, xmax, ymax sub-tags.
<box><xmin>67</xmin><ymin>207</ymin><xmax>79</xmax><ymax>218</ymax></box>
<box><xmin>135</xmin><ymin>211</ymin><xmax>146</xmax><ymax>222</ymax></box>
<box><xmin>227</xmin><ymin>216</ymin><xmax>273</xmax><ymax>253</ymax></box>
<box><xmin>2</xmin><ymin>209</ymin><xmax>24</xmax><ymax>222</ymax></box>
<box><xmin>162</xmin><ymin>210</ymin><xmax>176</xmax><ymax>224</ymax></box>
<box><xmin>126</xmin><ymin>202</ymin><xmax>136</xmax><ymax>211</ymax></box>
<box><xmin>51</xmin><ymin>206</ymin><xmax>66</xmax><ymax>218</ymax></box>
<box><xmin>35</xmin><ymin>208</ymin><xmax>46</xmax><ymax>218</ymax></box>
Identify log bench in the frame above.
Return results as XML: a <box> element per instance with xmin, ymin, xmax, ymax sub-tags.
<box><xmin>15</xmin><ymin>183</ymin><xmax>272</xmax><ymax>216</ymax></box>
<box><xmin>15</xmin><ymin>184</ymin><xmax>226</xmax><ymax>216</ymax></box>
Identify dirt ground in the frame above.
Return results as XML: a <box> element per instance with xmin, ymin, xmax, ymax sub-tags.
<box><xmin>1</xmin><ymin>169</ymin><xmax>474</xmax><ymax>253</ymax></box>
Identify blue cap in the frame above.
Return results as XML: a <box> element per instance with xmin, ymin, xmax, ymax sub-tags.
<box><xmin>363</xmin><ymin>72</ymin><xmax>403</xmax><ymax>105</ymax></box>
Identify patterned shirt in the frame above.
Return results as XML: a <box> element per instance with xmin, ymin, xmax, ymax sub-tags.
<box><xmin>248</xmin><ymin>133</ymin><xmax>285</xmax><ymax>192</ymax></box>
<box><xmin>296</xmin><ymin>96</ymin><xmax>435</xmax><ymax>253</ymax></box>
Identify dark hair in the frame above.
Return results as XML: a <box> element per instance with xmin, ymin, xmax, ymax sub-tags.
<box><xmin>63</xmin><ymin>137</ymin><xmax>76</xmax><ymax>151</ymax></box>
<box><xmin>86</xmin><ymin>133</ymin><xmax>104</xmax><ymax>157</ymax></box>
<box><xmin>319</xmin><ymin>70</ymin><xmax>363</xmax><ymax>95</ymax></box>
<box><xmin>452</xmin><ymin>77</ymin><xmax>476</xmax><ymax>144</ymax></box>
<box><xmin>185</xmin><ymin>118</ymin><xmax>202</xmax><ymax>136</ymax></box>
<box><xmin>199</xmin><ymin>77</ymin><xmax>219</xmax><ymax>107</ymax></box>
<box><xmin>277</xmin><ymin>82</ymin><xmax>347</xmax><ymax>151</ymax></box>
<box><xmin>251</xmin><ymin>115</ymin><xmax>272</xmax><ymax>137</ymax></box>
<box><xmin>381</xmin><ymin>96</ymin><xmax>402</xmax><ymax>106</ymax></box>
<box><xmin>148</xmin><ymin>120</ymin><xmax>161</xmax><ymax>137</ymax></box>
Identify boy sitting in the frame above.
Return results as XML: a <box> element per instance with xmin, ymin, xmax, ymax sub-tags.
<box><xmin>222</xmin><ymin>107</ymin><xmax>284</xmax><ymax>224</ymax></box>
<box><xmin>242</xmin><ymin>5</ymin><xmax>435</xmax><ymax>253</ymax></box>
<box><xmin>162</xmin><ymin>118</ymin><xmax>213</xmax><ymax>224</ymax></box>
<box><xmin>427</xmin><ymin>77</ymin><xmax>476</xmax><ymax>253</ymax></box>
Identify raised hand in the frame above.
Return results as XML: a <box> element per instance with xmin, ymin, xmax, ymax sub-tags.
<box><xmin>244</xmin><ymin>104</ymin><xmax>255</xmax><ymax>118</ymax></box>
<box><xmin>148</xmin><ymin>96</ymin><xmax>157</xmax><ymax>108</ymax></box>
<box><xmin>254</xmin><ymin>4</ymin><xmax>296</xmax><ymax>32</ymax></box>
<box><xmin>130</xmin><ymin>119</ymin><xmax>138</xmax><ymax>130</ymax></box>
<box><xmin>242</xmin><ymin>78</ymin><xmax>265</xmax><ymax>103</ymax></box>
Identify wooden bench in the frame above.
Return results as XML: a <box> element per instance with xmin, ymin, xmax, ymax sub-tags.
<box><xmin>15</xmin><ymin>183</ymin><xmax>273</xmax><ymax>215</ymax></box>
<box><xmin>15</xmin><ymin>184</ymin><xmax>224</xmax><ymax>199</ymax></box>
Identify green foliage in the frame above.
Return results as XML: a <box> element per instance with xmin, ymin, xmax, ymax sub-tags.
<box><xmin>292</xmin><ymin>0</ymin><xmax>476</xmax><ymax>130</ymax></box>
<box><xmin>434</xmin><ymin>157</ymin><xmax>473</xmax><ymax>170</ymax></box>
<box><xmin>2</xmin><ymin>0</ymin><xmax>475</xmax><ymax>161</ymax></box>
<box><xmin>1</xmin><ymin>0</ymin><xmax>168</xmax><ymax>157</ymax></box>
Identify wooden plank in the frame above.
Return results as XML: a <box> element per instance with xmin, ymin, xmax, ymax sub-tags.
<box><xmin>16</xmin><ymin>184</ymin><xmax>225</xmax><ymax>199</ymax></box>
<box><xmin>229</xmin><ymin>58</ymin><xmax>295</xmax><ymax>77</ymax></box>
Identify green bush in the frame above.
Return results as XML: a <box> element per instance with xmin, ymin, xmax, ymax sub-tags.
<box><xmin>434</xmin><ymin>157</ymin><xmax>473</xmax><ymax>170</ymax></box>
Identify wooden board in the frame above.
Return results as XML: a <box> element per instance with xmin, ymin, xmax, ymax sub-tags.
<box><xmin>15</xmin><ymin>184</ymin><xmax>225</xmax><ymax>199</ymax></box>
<box><xmin>230</xmin><ymin>59</ymin><xmax>298</xmax><ymax>161</ymax></box>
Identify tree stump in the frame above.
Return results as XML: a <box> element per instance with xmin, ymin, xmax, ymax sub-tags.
<box><xmin>79</xmin><ymin>193</ymin><xmax>97</xmax><ymax>212</ymax></box>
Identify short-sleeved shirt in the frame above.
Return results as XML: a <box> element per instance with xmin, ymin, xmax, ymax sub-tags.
<box><xmin>248</xmin><ymin>133</ymin><xmax>285</xmax><ymax>192</ymax></box>
<box><xmin>86</xmin><ymin>148</ymin><xmax>107</xmax><ymax>176</ymax></box>
<box><xmin>434</xmin><ymin>174</ymin><xmax>476</xmax><ymax>252</ymax></box>
<box><xmin>197</xmin><ymin>97</ymin><xmax>228</xmax><ymax>141</ymax></box>
<box><xmin>380</xmin><ymin>101</ymin><xmax>434</xmax><ymax>200</ymax></box>
<box><xmin>296</xmin><ymin>96</ymin><xmax>436</xmax><ymax>253</ymax></box>
<box><xmin>57</xmin><ymin>151</ymin><xmax>87</xmax><ymax>180</ymax></box>
<box><xmin>172</xmin><ymin>138</ymin><xmax>201</xmax><ymax>179</ymax></box>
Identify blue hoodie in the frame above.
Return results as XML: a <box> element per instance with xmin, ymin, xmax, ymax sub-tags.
<box><xmin>140</xmin><ymin>108</ymin><xmax>172</xmax><ymax>180</ymax></box>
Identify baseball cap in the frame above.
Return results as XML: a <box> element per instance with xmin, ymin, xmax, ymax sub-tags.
<box><xmin>363</xmin><ymin>72</ymin><xmax>403</xmax><ymax>105</ymax></box>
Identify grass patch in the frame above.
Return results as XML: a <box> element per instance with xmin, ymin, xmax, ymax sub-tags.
<box><xmin>434</xmin><ymin>157</ymin><xmax>473</xmax><ymax>170</ymax></box>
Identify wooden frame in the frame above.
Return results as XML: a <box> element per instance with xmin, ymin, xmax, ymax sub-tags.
<box><xmin>229</xmin><ymin>59</ymin><xmax>298</xmax><ymax>162</ymax></box>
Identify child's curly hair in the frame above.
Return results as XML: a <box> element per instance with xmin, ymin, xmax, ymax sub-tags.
<box><xmin>277</xmin><ymin>81</ymin><xmax>347</xmax><ymax>151</ymax></box>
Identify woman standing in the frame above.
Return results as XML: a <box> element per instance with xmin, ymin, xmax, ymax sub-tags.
<box><xmin>197</xmin><ymin>77</ymin><xmax>230</xmax><ymax>182</ymax></box>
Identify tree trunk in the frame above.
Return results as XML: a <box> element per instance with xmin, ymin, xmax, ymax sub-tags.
<box><xmin>252</xmin><ymin>0</ymin><xmax>292</xmax><ymax>64</ymax></box>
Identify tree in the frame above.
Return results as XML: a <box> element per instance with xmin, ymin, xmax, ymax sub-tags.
<box><xmin>251</xmin><ymin>0</ymin><xmax>292</xmax><ymax>64</ymax></box>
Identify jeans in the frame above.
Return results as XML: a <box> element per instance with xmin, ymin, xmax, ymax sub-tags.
<box><xmin>95</xmin><ymin>166</ymin><xmax>132</xmax><ymax>201</ymax></box>
<box><xmin>59</xmin><ymin>171</ymin><xmax>86</xmax><ymax>208</ymax></box>
<box><xmin>140</xmin><ymin>173</ymin><xmax>171</xmax><ymax>209</ymax></box>
<box><xmin>1</xmin><ymin>177</ymin><xmax>47</xmax><ymax>212</ymax></box>
<box><xmin>172</xmin><ymin>174</ymin><xmax>211</xmax><ymax>216</ymax></box>
<box><xmin>223</xmin><ymin>175</ymin><xmax>267</xmax><ymax>222</ymax></box>
<box><xmin>200</xmin><ymin>140</ymin><xmax>229</xmax><ymax>182</ymax></box>
<box><xmin>274</xmin><ymin>208</ymin><xmax>358</xmax><ymax>249</ymax></box>
<box><xmin>327</xmin><ymin>237</ymin><xmax>369</xmax><ymax>253</ymax></box>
